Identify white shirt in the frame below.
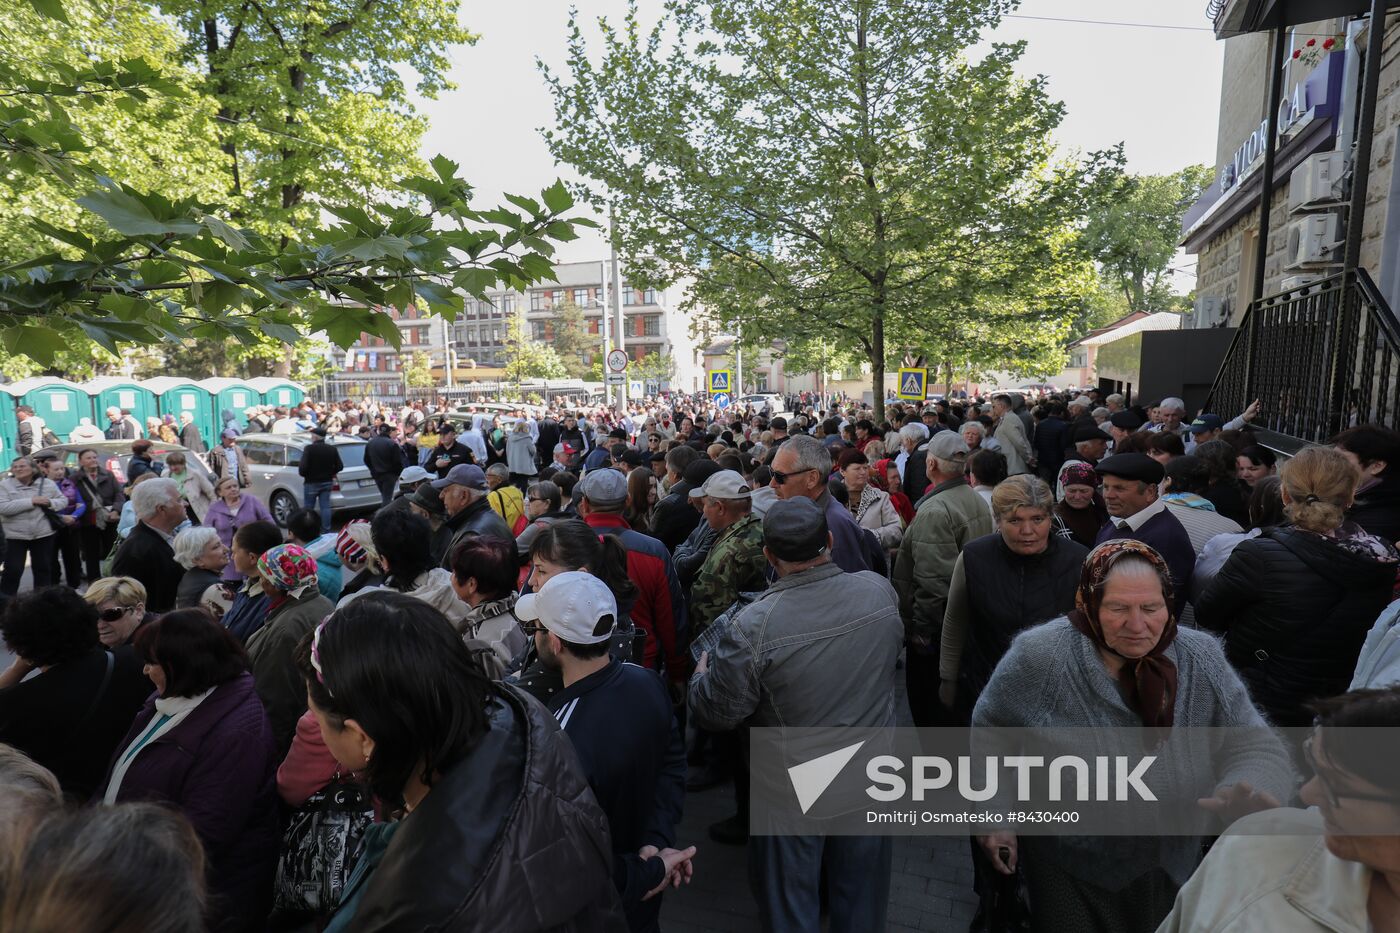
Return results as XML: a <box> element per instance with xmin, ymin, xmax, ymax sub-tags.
<box><xmin>1114</xmin><ymin>495</ymin><xmax>1167</xmax><ymax>532</ymax></box>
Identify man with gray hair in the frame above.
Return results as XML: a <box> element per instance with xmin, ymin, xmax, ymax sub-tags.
<box><xmin>1151</xmin><ymin>397</ymin><xmax>1188</xmax><ymax>435</ymax></box>
<box><xmin>539</xmin><ymin>442</ymin><xmax>572</xmax><ymax>483</ymax></box>
<box><xmin>111</xmin><ymin>477</ymin><xmax>187</xmax><ymax>611</ymax></box>
<box><xmin>892</xmin><ymin>431</ymin><xmax>994</xmax><ymax>727</ymax></box>
<box><xmin>896</xmin><ymin>422</ymin><xmax>932</xmax><ymax>502</ymax></box>
<box><xmin>769</xmin><ymin>433</ymin><xmax>875</xmax><ymax>573</ymax></box>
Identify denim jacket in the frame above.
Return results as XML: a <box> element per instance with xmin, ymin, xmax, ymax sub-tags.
<box><xmin>687</xmin><ymin>561</ymin><xmax>903</xmax><ymax>733</ymax></box>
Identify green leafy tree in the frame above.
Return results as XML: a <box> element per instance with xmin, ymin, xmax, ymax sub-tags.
<box><xmin>632</xmin><ymin>351</ymin><xmax>677</xmax><ymax>387</ymax></box>
<box><xmin>403</xmin><ymin>351</ymin><xmax>436</xmax><ymax>389</ymax></box>
<box><xmin>543</xmin><ymin>0</ymin><xmax>1115</xmax><ymax>418</ymax></box>
<box><xmin>503</xmin><ymin>316</ymin><xmax>567</xmax><ymax>383</ymax></box>
<box><xmin>1083</xmin><ymin>165</ymin><xmax>1214</xmax><ymax>312</ymax></box>
<box><xmin>550</xmin><ymin>299</ymin><xmax>597</xmax><ymax>378</ymax></box>
<box><xmin>154</xmin><ymin>0</ymin><xmax>474</xmax><ymax>237</ymax></box>
<box><xmin>0</xmin><ymin>0</ymin><xmax>591</xmax><ymax>369</ymax></box>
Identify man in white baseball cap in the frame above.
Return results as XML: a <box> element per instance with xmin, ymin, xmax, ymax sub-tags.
<box><xmin>517</xmin><ymin>570</ymin><xmax>694</xmax><ymax>922</ymax></box>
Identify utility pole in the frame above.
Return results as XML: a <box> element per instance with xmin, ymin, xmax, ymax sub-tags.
<box><xmin>609</xmin><ymin>203</ymin><xmax>626</xmax><ymax>417</ymax></box>
<box><xmin>599</xmin><ymin>260</ymin><xmax>611</xmax><ymax>410</ymax></box>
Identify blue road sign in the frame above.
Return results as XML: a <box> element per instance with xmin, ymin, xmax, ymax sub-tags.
<box><xmin>709</xmin><ymin>370</ymin><xmax>732</xmax><ymax>394</ymax></box>
<box><xmin>713</xmin><ymin>392</ymin><xmax>731</xmax><ymax>410</ymax></box>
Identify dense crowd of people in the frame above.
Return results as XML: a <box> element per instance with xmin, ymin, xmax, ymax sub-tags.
<box><xmin>2</xmin><ymin>385</ymin><xmax>1400</xmax><ymax>932</ymax></box>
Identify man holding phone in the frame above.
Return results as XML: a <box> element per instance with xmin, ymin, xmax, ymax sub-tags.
<box><xmin>428</xmin><ymin>424</ymin><xmax>474</xmax><ymax>479</ymax></box>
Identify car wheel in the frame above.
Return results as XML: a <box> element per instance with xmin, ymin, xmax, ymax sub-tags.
<box><xmin>270</xmin><ymin>491</ymin><xmax>298</xmax><ymax>528</ymax></box>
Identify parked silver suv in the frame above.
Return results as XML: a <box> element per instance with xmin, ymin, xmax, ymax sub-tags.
<box><xmin>235</xmin><ymin>433</ymin><xmax>382</xmax><ymax>526</ymax></box>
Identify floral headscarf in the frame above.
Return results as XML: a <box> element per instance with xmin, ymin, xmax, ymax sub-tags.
<box><xmin>1068</xmin><ymin>539</ymin><xmax>1179</xmax><ymax>728</ymax></box>
<box><xmin>257</xmin><ymin>543</ymin><xmax>319</xmax><ymax>599</ymax></box>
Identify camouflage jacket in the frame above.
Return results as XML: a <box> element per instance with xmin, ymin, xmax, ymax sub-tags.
<box><xmin>689</xmin><ymin>513</ymin><xmax>768</xmax><ymax>637</ymax></box>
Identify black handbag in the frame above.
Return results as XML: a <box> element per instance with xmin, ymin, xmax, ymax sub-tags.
<box><xmin>969</xmin><ymin>845</ymin><xmax>1032</xmax><ymax>933</ymax></box>
<box><xmin>273</xmin><ymin>776</ymin><xmax>375</xmax><ymax>915</ymax></box>
<box><xmin>36</xmin><ymin>479</ymin><xmax>67</xmax><ymax>533</ymax></box>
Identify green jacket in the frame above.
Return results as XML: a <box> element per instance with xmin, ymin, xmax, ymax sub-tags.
<box><xmin>891</xmin><ymin>478</ymin><xmax>993</xmax><ymax>648</ymax></box>
<box><xmin>689</xmin><ymin>513</ymin><xmax>767</xmax><ymax>637</ymax></box>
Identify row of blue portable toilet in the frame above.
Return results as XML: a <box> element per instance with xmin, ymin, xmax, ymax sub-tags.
<box><xmin>0</xmin><ymin>376</ymin><xmax>305</xmax><ymax>456</ymax></box>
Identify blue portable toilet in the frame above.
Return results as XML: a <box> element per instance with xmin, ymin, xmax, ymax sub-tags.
<box><xmin>199</xmin><ymin>378</ymin><xmax>259</xmax><ymax>434</ymax></box>
<box><xmin>84</xmin><ymin>376</ymin><xmax>158</xmax><ymax>433</ymax></box>
<box><xmin>8</xmin><ymin>377</ymin><xmax>91</xmax><ymax>442</ymax></box>
<box><xmin>249</xmin><ymin>377</ymin><xmax>306</xmax><ymax>410</ymax></box>
<box><xmin>144</xmin><ymin>377</ymin><xmax>215</xmax><ymax>444</ymax></box>
<box><xmin>0</xmin><ymin>389</ymin><xmax>16</xmax><ymax>458</ymax></box>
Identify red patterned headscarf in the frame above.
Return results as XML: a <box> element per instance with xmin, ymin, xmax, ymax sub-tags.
<box><xmin>1068</xmin><ymin>539</ymin><xmax>1179</xmax><ymax>728</ymax></box>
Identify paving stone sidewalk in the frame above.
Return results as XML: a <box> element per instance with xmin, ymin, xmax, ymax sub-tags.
<box><xmin>661</xmin><ymin>681</ymin><xmax>979</xmax><ymax>932</ymax></box>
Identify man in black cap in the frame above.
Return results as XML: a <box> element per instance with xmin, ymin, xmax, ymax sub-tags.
<box><xmin>1107</xmin><ymin>409</ymin><xmax>1144</xmax><ymax>448</ymax></box>
<box><xmin>1094</xmin><ymin>453</ymin><xmax>1196</xmax><ymax>613</ymax></box>
<box><xmin>1071</xmin><ymin>422</ymin><xmax>1108</xmax><ymax>466</ymax></box>
<box><xmin>297</xmin><ymin>426</ymin><xmax>343</xmax><ymax>533</ymax></box>
<box><xmin>689</xmin><ymin>497</ymin><xmax>903</xmax><ymax>930</ymax></box>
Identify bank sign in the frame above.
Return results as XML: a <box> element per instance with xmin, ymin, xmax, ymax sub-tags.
<box><xmin>1220</xmin><ymin>52</ymin><xmax>1343</xmax><ymax>194</ymax></box>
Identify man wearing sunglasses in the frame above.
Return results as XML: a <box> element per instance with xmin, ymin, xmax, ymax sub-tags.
<box><xmin>768</xmin><ymin>434</ymin><xmax>874</xmax><ymax>574</ymax></box>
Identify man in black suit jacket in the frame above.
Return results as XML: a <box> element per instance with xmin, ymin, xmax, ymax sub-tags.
<box><xmin>110</xmin><ymin>477</ymin><xmax>187</xmax><ymax>612</ymax></box>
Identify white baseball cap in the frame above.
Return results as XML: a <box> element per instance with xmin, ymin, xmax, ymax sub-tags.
<box><xmin>688</xmin><ymin>469</ymin><xmax>751</xmax><ymax>501</ymax></box>
<box><xmin>514</xmin><ymin>571</ymin><xmax>618</xmax><ymax>644</ymax></box>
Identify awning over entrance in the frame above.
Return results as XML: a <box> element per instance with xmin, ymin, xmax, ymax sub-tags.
<box><xmin>1212</xmin><ymin>0</ymin><xmax>1400</xmax><ymax>38</ymax></box>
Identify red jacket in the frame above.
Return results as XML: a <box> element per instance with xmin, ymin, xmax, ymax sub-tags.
<box><xmin>582</xmin><ymin>512</ymin><xmax>688</xmax><ymax>684</ymax></box>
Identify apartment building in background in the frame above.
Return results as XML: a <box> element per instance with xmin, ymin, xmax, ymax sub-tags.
<box><xmin>326</xmin><ymin>260</ymin><xmax>703</xmax><ymax>395</ymax></box>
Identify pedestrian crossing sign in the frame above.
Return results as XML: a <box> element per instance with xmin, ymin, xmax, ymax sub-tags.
<box><xmin>897</xmin><ymin>368</ymin><xmax>927</xmax><ymax>401</ymax></box>
<box><xmin>709</xmin><ymin>370</ymin><xmax>732</xmax><ymax>395</ymax></box>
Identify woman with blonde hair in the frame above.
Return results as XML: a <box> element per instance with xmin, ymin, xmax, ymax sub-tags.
<box><xmin>84</xmin><ymin>576</ymin><xmax>153</xmax><ymax>648</ymax></box>
<box><xmin>1197</xmin><ymin>445</ymin><xmax>1400</xmax><ymax>726</ymax></box>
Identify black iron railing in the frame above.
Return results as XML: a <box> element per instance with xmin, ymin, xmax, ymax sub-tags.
<box><xmin>1205</xmin><ymin>269</ymin><xmax>1400</xmax><ymax>445</ymax></box>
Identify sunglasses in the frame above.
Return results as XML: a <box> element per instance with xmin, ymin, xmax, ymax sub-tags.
<box><xmin>770</xmin><ymin>467</ymin><xmax>817</xmax><ymax>486</ymax></box>
<box><xmin>517</xmin><ymin>619</ymin><xmax>547</xmax><ymax>637</ymax></box>
<box><xmin>99</xmin><ymin>606</ymin><xmax>135</xmax><ymax>622</ymax></box>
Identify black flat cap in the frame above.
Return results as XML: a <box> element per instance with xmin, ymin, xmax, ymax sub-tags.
<box><xmin>1094</xmin><ymin>453</ymin><xmax>1164</xmax><ymax>484</ymax></box>
<box><xmin>763</xmin><ymin>497</ymin><xmax>829</xmax><ymax>562</ymax></box>
<box><xmin>1109</xmin><ymin>410</ymin><xmax>1144</xmax><ymax>430</ymax></box>
<box><xmin>1073</xmin><ymin>423</ymin><xmax>1108</xmax><ymax>443</ymax></box>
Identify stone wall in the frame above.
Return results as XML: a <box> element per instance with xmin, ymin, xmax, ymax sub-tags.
<box><xmin>1358</xmin><ymin>14</ymin><xmax>1400</xmax><ymax>281</ymax></box>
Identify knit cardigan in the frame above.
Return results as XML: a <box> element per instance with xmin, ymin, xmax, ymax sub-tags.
<box><xmin>972</xmin><ymin>616</ymin><xmax>1294</xmax><ymax>890</ymax></box>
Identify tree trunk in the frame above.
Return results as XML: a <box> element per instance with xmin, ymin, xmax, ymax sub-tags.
<box><xmin>871</xmin><ymin>309</ymin><xmax>885</xmax><ymax>421</ymax></box>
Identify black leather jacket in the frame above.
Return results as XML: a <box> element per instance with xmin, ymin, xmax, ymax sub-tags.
<box><xmin>439</xmin><ymin>497</ymin><xmax>514</xmax><ymax>569</ymax></box>
<box><xmin>347</xmin><ymin>685</ymin><xmax>625</xmax><ymax>932</ymax></box>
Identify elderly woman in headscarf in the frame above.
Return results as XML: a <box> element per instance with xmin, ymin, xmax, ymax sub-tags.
<box><xmin>334</xmin><ymin>518</ymin><xmax>385</xmax><ymax>599</ymax></box>
<box><xmin>1053</xmin><ymin>461</ymin><xmax>1108</xmax><ymax>548</ymax></box>
<box><xmin>245</xmin><ymin>543</ymin><xmax>335</xmax><ymax>755</ymax></box>
<box><xmin>971</xmin><ymin>539</ymin><xmax>1293</xmax><ymax>933</ymax></box>
<box><xmin>871</xmin><ymin>457</ymin><xmax>916</xmax><ymax>526</ymax></box>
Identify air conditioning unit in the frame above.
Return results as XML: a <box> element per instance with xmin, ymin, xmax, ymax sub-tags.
<box><xmin>1279</xmin><ymin>274</ymin><xmax>1325</xmax><ymax>292</ymax></box>
<box><xmin>1193</xmin><ymin>295</ymin><xmax>1223</xmax><ymax>328</ymax></box>
<box><xmin>1285</xmin><ymin>213</ymin><xmax>1343</xmax><ymax>269</ymax></box>
<box><xmin>1288</xmin><ymin>151</ymin><xmax>1347</xmax><ymax>211</ymax></box>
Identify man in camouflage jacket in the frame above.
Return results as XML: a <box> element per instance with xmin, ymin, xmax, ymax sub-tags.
<box><xmin>688</xmin><ymin>470</ymin><xmax>768</xmax><ymax>638</ymax></box>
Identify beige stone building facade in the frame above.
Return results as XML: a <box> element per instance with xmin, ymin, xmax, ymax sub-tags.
<box><xmin>1183</xmin><ymin>13</ymin><xmax>1400</xmax><ymax>327</ymax></box>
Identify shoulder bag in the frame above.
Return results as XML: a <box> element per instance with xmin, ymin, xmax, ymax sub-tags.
<box><xmin>273</xmin><ymin>774</ymin><xmax>375</xmax><ymax>915</ymax></box>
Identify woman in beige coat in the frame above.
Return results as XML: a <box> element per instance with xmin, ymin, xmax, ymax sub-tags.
<box><xmin>838</xmin><ymin>449</ymin><xmax>903</xmax><ymax>550</ymax></box>
<box><xmin>0</xmin><ymin>455</ymin><xmax>68</xmax><ymax>595</ymax></box>
<box><xmin>164</xmin><ymin>451</ymin><xmax>215</xmax><ymax>523</ymax></box>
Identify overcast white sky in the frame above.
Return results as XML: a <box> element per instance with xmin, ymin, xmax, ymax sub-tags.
<box><xmin>411</xmin><ymin>1</ymin><xmax>1226</xmax><ymax>280</ymax></box>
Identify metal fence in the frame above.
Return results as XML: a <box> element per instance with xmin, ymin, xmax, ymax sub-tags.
<box><xmin>1206</xmin><ymin>269</ymin><xmax>1400</xmax><ymax>444</ymax></box>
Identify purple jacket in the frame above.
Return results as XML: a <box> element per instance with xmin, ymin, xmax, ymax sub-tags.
<box><xmin>204</xmin><ymin>495</ymin><xmax>274</xmax><ymax>581</ymax></box>
<box><xmin>103</xmin><ymin>672</ymin><xmax>280</xmax><ymax>933</ymax></box>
